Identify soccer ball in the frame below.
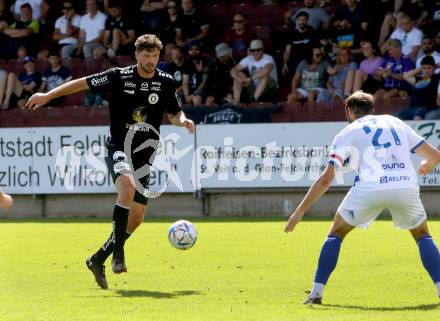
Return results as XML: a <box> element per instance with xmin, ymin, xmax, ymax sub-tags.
<box><xmin>168</xmin><ymin>220</ymin><xmax>198</xmax><ymax>250</ymax></box>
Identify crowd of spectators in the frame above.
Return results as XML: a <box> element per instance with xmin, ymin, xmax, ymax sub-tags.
<box><xmin>0</xmin><ymin>0</ymin><xmax>439</xmax><ymax>122</ymax></box>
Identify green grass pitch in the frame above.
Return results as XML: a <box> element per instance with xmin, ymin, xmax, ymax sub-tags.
<box><xmin>0</xmin><ymin>217</ymin><xmax>439</xmax><ymax>321</ymax></box>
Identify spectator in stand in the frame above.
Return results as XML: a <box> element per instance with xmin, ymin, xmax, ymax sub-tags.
<box><xmin>352</xmin><ymin>40</ymin><xmax>385</xmax><ymax>94</ymax></box>
<box><xmin>167</xmin><ymin>46</ymin><xmax>185</xmax><ymax>101</ymax></box>
<box><xmin>416</xmin><ymin>36</ymin><xmax>440</xmax><ymax>70</ymax></box>
<box><xmin>13</xmin><ymin>0</ymin><xmax>49</xmax><ymax>21</ymax></box>
<box><xmin>334</xmin><ymin>0</ymin><xmax>368</xmax><ymax>31</ymax></box>
<box><xmin>225</xmin><ymin>13</ymin><xmax>256</xmax><ymax>63</ymax></box>
<box><xmin>395</xmin><ymin>56</ymin><xmax>440</xmax><ymax>120</ymax></box>
<box><xmin>182</xmin><ymin>43</ymin><xmax>209</xmax><ymax>106</ymax></box>
<box><xmin>161</xmin><ymin>1</ymin><xmax>181</xmax><ymax>46</ymax></box>
<box><xmin>53</xmin><ymin>1</ymin><xmax>81</xmax><ymax>59</ymax></box>
<box><xmin>290</xmin><ymin>0</ymin><xmax>330</xmax><ymax>32</ymax></box>
<box><xmin>383</xmin><ymin>13</ymin><xmax>423</xmax><ymax>61</ymax></box>
<box><xmin>1</xmin><ymin>4</ymin><xmax>39</xmax><ymax>59</ymax></box>
<box><xmin>230</xmin><ymin>39</ymin><xmax>278</xmax><ymax>104</ymax></box>
<box><xmin>287</xmin><ymin>46</ymin><xmax>332</xmax><ymax>103</ymax></box>
<box><xmin>205</xmin><ymin>43</ymin><xmax>235</xmax><ymax>105</ymax></box>
<box><xmin>327</xmin><ymin>47</ymin><xmax>357</xmax><ymax>103</ymax></box>
<box><xmin>175</xmin><ymin>0</ymin><xmax>209</xmax><ymax>49</ymax></box>
<box><xmin>363</xmin><ymin>0</ymin><xmax>393</xmax><ymax>46</ymax></box>
<box><xmin>282</xmin><ymin>11</ymin><xmax>318</xmax><ymax>78</ymax></box>
<box><xmin>38</xmin><ymin>49</ymin><xmax>72</xmax><ymax>106</ymax></box>
<box><xmin>75</xmin><ymin>0</ymin><xmax>107</xmax><ymax>59</ymax></box>
<box><xmin>378</xmin><ymin>0</ymin><xmax>426</xmax><ymax>49</ymax></box>
<box><xmin>96</xmin><ymin>0</ymin><xmax>135</xmax><ymax>58</ymax></box>
<box><xmin>0</xmin><ymin>0</ymin><xmax>14</xmax><ymax>44</ymax></box>
<box><xmin>374</xmin><ymin>38</ymin><xmax>413</xmax><ymax>101</ymax></box>
<box><xmin>139</xmin><ymin>0</ymin><xmax>168</xmax><ymax>35</ymax></box>
<box><xmin>331</xmin><ymin>0</ymin><xmax>367</xmax><ymax>58</ymax></box>
<box><xmin>419</xmin><ymin>1</ymin><xmax>440</xmax><ymax>38</ymax></box>
<box><xmin>1</xmin><ymin>56</ymin><xmax>41</xmax><ymax>109</ymax></box>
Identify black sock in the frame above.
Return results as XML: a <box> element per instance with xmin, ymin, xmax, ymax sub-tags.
<box><xmin>93</xmin><ymin>230</ymin><xmax>132</xmax><ymax>264</ymax></box>
<box><xmin>93</xmin><ymin>204</ymin><xmax>129</xmax><ymax>263</ymax></box>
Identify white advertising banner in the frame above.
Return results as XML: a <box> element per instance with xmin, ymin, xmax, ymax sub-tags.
<box><xmin>1</xmin><ymin>121</ymin><xmax>439</xmax><ymax>193</ymax></box>
<box><xmin>0</xmin><ymin>126</ymin><xmax>195</xmax><ymax>194</ymax></box>
<box><xmin>195</xmin><ymin>121</ymin><xmax>440</xmax><ymax>188</ymax></box>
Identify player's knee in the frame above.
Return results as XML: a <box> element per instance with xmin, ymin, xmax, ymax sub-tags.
<box><xmin>117</xmin><ymin>176</ymin><xmax>136</xmax><ymax>200</ymax></box>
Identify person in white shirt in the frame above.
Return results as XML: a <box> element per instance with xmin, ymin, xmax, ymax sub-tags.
<box><xmin>285</xmin><ymin>91</ymin><xmax>440</xmax><ymax>305</ymax></box>
<box><xmin>230</xmin><ymin>39</ymin><xmax>278</xmax><ymax>104</ymax></box>
<box><xmin>76</xmin><ymin>0</ymin><xmax>107</xmax><ymax>58</ymax></box>
<box><xmin>385</xmin><ymin>13</ymin><xmax>423</xmax><ymax>61</ymax></box>
<box><xmin>53</xmin><ymin>1</ymin><xmax>81</xmax><ymax>58</ymax></box>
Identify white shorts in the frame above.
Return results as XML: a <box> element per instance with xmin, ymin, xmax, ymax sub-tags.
<box><xmin>337</xmin><ymin>188</ymin><xmax>427</xmax><ymax>230</ymax></box>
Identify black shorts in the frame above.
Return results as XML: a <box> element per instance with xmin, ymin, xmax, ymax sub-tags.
<box><xmin>105</xmin><ymin>145</ymin><xmax>150</xmax><ymax>205</ymax></box>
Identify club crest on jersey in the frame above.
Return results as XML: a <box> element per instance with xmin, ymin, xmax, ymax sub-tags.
<box><xmin>148</xmin><ymin>93</ymin><xmax>159</xmax><ymax>104</ymax></box>
<box><xmin>140</xmin><ymin>82</ymin><xmax>149</xmax><ymax>91</ymax></box>
<box><xmin>132</xmin><ymin>106</ymin><xmax>147</xmax><ymax>123</ymax></box>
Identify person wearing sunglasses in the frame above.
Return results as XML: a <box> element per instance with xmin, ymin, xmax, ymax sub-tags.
<box><xmin>230</xmin><ymin>39</ymin><xmax>278</xmax><ymax>104</ymax></box>
<box><xmin>225</xmin><ymin>13</ymin><xmax>256</xmax><ymax>62</ymax></box>
<box><xmin>53</xmin><ymin>1</ymin><xmax>81</xmax><ymax>58</ymax></box>
<box><xmin>288</xmin><ymin>46</ymin><xmax>332</xmax><ymax>103</ymax></box>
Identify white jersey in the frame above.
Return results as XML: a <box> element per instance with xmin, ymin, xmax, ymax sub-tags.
<box><xmin>329</xmin><ymin>114</ymin><xmax>425</xmax><ymax>191</ymax></box>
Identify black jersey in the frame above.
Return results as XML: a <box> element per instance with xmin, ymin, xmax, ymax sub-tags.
<box><xmin>86</xmin><ymin>65</ymin><xmax>182</xmax><ymax>149</ymax></box>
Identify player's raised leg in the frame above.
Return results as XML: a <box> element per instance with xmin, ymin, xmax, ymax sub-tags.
<box><xmin>410</xmin><ymin>220</ymin><xmax>440</xmax><ymax>298</ymax></box>
<box><xmin>305</xmin><ymin>213</ymin><xmax>355</xmax><ymax>304</ymax></box>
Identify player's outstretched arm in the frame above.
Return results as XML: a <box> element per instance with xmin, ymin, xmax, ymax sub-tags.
<box><xmin>284</xmin><ymin>164</ymin><xmax>335</xmax><ymax>233</ymax></box>
<box><xmin>0</xmin><ymin>191</ymin><xmax>13</xmax><ymax>211</ymax></box>
<box><xmin>414</xmin><ymin>142</ymin><xmax>440</xmax><ymax>176</ymax></box>
<box><xmin>26</xmin><ymin>77</ymin><xmax>89</xmax><ymax>110</ymax></box>
<box><xmin>167</xmin><ymin>111</ymin><xmax>195</xmax><ymax>134</ymax></box>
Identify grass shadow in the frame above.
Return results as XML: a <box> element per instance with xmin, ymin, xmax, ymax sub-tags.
<box><xmin>114</xmin><ymin>289</ymin><xmax>202</xmax><ymax>299</ymax></box>
<box><xmin>324</xmin><ymin>303</ymin><xmax>440</xmax><ymax>311</ymax></box>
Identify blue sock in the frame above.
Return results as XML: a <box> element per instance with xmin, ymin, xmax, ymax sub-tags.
<box><xmin>417</xmin><ymin>236</ymin><xmax>440</xmax><ymax>284</ymax></box>
<box><xmin>314</xmin><ymin>235</ymin><xmax>342</xmax><ymax>285</ymax></box>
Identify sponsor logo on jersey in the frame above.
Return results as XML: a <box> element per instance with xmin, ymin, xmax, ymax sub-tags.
<box><xmin>152</xmin><ymin>81</ymin><xmax>161</xmax><ymax>86</ymax></box>
<box><xmin>112</xmin><ymin>151</ymin><xmax>128</xmax><ymax>162</ymax></box>
<box><xmin>150</xmin><ymin>86</ymin><xmax>161</xmax><ymax>91</ymax></box>
<box><xmin>148</xmin><ymin>93</ymin><xmax>159</xmax><ymax>104</ymax></box>
<box><xmin>126</xmin><ymin>123</ymin><xmax>151</xmax><ymax>132</ymax></box>
<box><xmin>132</xmin><ymin>106</ymin><xmax>147</xmax><ymax>123</ymax></box>
<box><xmin>120</xmin><ymin>68</ymin><xmax>133</xmax><ymax>75</ymax></box>
<box><xmin>124</xmin><ymin>81</ymin><xmax>136</xmax><ymax>88</ymax></box>
<box><xmin>124</xmin><ymin>89</ymin><xmax>135</xmax><ymax>94</ymax></box>
<box><xmin>140</xmin><ymin>82</ymin><xmax>149</xmax><ymax>91</ymax></box>
<box><xmin>90</xmin><ymin>75</ymin><xmax>108</xmax><ymax>86</ymax></box>
<box><xmin>121</xmin><ymin>75</ymin><xmax>133</xmax><ymax>79</ymax></box>
<box><xmin>379</xmin><ymin>175</ymin><xmax>410</xmax><ymax>184</ymax></box>
<box><xmin>382</xmin><ymin>162</ymin><xmax>405</xmax><ymax>170</ymax></box>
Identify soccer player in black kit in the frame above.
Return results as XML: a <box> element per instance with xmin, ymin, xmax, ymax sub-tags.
<box><xmin>26</xmin><ymin>34</ymin><xmax>195</xmax><ymax>289</ymax></box>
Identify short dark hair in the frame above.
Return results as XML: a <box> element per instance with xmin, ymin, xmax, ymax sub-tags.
<box><xmin>20</xmin><ymin>3</ymin><xmax>32</xmax><ymax>10</ymax></box>
<box><xmin>135</xmin><ymin>34</ymin><xmax>163</xmax><ymax>52</ymax></box>
<box><xmin>421</xmin><ymin>55</ymin><xmax>435</xmax><ymax>66</ymax></box>
<box><xmin>296</xmin><ymin>11</ymin><xmax>309</xmax><ymax>19</ymax></box>
<box><xmin>345</xmin><ymin>91</ymin><xmax>374</xmax><ymax>116</ymax></box>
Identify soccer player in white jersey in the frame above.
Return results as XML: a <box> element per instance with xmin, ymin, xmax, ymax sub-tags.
<box><xmin>285</xmin><ymin>91</ymin><xmax>440</xmax><ymax>304</ymax></box>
